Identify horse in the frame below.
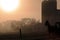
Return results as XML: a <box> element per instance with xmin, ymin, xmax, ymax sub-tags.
<box><xmin>45</xmin><ymin>20</ymin><xmax>56</xmax><ymax>39</ymax></box>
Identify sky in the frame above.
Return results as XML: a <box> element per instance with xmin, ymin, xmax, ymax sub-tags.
<box><xmin>57</xmin><ymin>0</ymin><xmax>60</xmax><ymax>9</ymax></box>
<box><xmin>0</xmin><ymin>0</ymin><xmax>41</xmax><ymax>23</ymax></box>
<box><xmin>0</xmin><ymin>0</ymin><xmax>60</xmax><ymax>23</ymax></box>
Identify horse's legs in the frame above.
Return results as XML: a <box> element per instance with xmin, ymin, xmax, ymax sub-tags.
<box><xmin>48</xmin><ymin>33</ymin><xmax>55</xmax><ymax>40</ymax></box>
<box><xmin>48</xmin><ymin>32</ymin><xmax>54</xmax><ymax>40</ymax></box>
<box><xmin>52</xmin><ymin>32</ymin><xmax>56</xmax><ymax>40</ymax></box>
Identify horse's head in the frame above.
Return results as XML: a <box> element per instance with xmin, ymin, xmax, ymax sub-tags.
<box><xmin>45</xmin><ymin>20</ymin><xmax>50</xmax><ymax>26</ymax></box>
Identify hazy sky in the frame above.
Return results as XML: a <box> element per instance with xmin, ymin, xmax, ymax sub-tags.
<box><xmin>57</xmin><ymin>0</ymin><xmax>60</xmax><ymax>9</ymax></box>
<box><xmin>0</xmin><ymin>0</ymin><xmax>41</xmax><ymax>22</ymax></box>
<box><xmin>0</xmin><ymin>0</ymin><xmax>60</xmax><ymax>23</ymax></box>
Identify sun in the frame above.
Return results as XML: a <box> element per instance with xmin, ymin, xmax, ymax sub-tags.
<box><xmin>0</xmin><ymin>0</ymin><xmax>20</xmax><ymax>12</ymax></box>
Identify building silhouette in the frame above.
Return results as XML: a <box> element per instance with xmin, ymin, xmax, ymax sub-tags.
<box><xmin>42</xmin><ymin>0</ymin><xmax>60</xmax><ymax>25</ymax></box>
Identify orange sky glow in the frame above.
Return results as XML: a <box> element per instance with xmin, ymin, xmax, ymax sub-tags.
<box><xmin>0</xmin><ymin>0</ymin><xmax>60</xmax><ymax>23</ymax></box>
<box><xmin>0</xmin><ymin>0</ymin><xmax>41</xmax><ymax>23</ymax></box>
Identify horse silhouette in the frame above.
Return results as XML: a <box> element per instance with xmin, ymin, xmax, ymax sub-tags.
<box><xmin>45</xmin><ymin>21</ymin><xmax>60</xmax><ymax>39</ymax></box>
<box><xmin>45</xmin><ymin>20</ymin><xmax>57</xmax><ymax>38</ymax></box>
<box><xmin>45</xmin><ymin>21</ymin><xmax>55</xmax><ymax>33</ymax></box>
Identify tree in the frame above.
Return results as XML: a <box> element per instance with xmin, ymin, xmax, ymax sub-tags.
<box><xmin>20</xmin><ymin>18</ymin><xmax>37</xmax><ymax>26</ymax></box>
<box><xmin>11</xmin><ymin>21</ymin><xmax>21</xmax><ymax>32</ymax></box>
<box><xmin>20</xmin><ymin>18</ymin><xmax>40</xmax><ymax>33</ymax></box>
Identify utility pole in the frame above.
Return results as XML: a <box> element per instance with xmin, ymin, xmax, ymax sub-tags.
<box><xmin>20</xmin><ymin>28</ymin><xmax>22</xmax><ymax>40</ymax></box>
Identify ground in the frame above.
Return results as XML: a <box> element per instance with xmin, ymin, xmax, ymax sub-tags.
<box><xmin>0</xmin><ymin>32</ymin><xmax>60</xmax><ymax>40</ymax></box>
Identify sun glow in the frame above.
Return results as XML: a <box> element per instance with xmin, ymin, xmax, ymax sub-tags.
<box><xmin>0</xmin><ymin>0</ymin><xmax>20</xmax><ymax>13</ymax></box>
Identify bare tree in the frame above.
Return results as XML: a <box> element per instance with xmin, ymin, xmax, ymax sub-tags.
<box><xmin>20</xmin><ymin>18</ymin><xmax>40</xmax><ymax>33</ymax></box>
